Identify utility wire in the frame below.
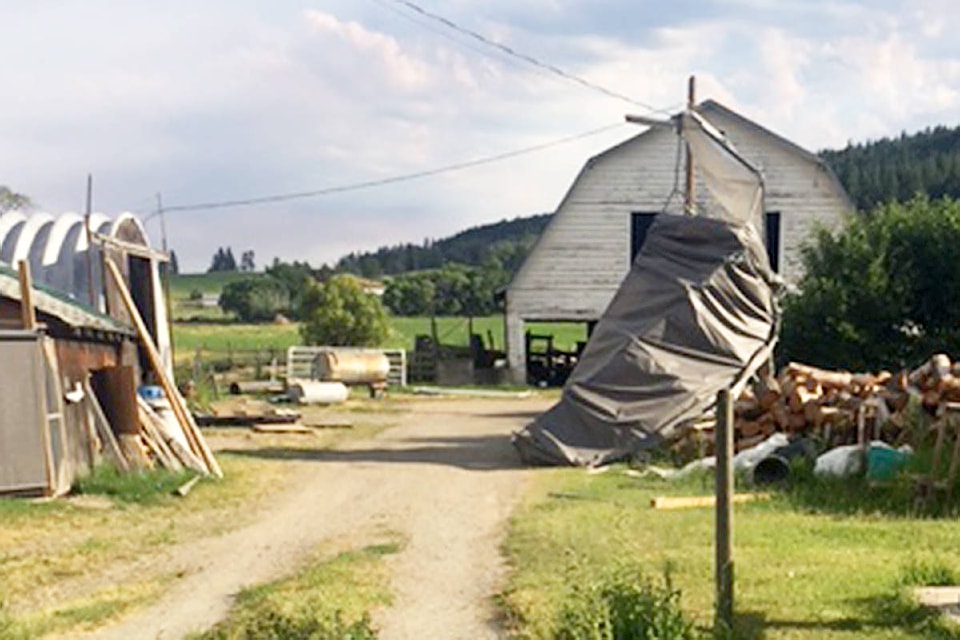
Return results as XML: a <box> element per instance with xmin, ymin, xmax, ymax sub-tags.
<box><xmin>161</xmin><ymin>122</ymin><xmax>626</xmax><ymax>213</ymax></box>
<box><xmin>387</xmin><ymin>0</ymin><xmax>673</xmax><ymax>115</ymax></box>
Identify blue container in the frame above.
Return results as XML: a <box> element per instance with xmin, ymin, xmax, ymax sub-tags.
<box><xmin>866</xmin><ymin>445</ymin><xmax>910</xmax><ymax>481</ymax></box>
<box><xmin>138</xmin><ymin>385</ymin><xmax>164</xmax><ymax>401</ymax></box>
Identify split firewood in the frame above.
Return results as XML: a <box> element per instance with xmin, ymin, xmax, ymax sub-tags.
<box><xmin>786</xmin><ymin>362</ymin><xmax>854</xmax><ymax>389</ymax></box>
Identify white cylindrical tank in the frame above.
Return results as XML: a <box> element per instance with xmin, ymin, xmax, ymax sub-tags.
<box><xmin>313</xmin><ymin>350</ymin><xmax>390</xmax><ymax>385</ymax></box>
<box><xmin>286</xmin><ymin>379</ymin><xmax>349</xmax><ymax>405</ymax></box>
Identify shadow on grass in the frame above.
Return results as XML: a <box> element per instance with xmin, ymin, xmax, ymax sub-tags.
<box><xmin>222</xmin><ymin>433</ymin><xmax>525</xmax><ymax>471</ymax></box>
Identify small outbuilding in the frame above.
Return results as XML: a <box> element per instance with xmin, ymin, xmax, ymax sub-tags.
<box><xmin>505</xmin><ymin>100</ymin><xmax>853</xmax><ymax>383</ymax></box>
<box><xmin>0</xmin><ymin>212</ymin><xmax>173</xmax><ymax>496</ymax></box>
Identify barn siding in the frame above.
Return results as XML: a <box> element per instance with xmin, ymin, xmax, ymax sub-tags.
<box><xmin>505</xmin><ymin>101</ymin><xmax>852</xmax><ymax>381</ymax></box>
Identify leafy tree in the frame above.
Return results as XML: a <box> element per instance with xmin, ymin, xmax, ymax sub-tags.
<box><xmin>383</xmin><ymin>273</ymin><xmax>436</xmax><ymax>316</ymax></box>
<box><xmin>780</xmin><ymin>195</ymin><xmax>960</xmax><ymax>370</ymax></box>
<box><xmin>219</xmin><ymin>277</ymin><xmax>289</xmax><ymax>321</ymax></box>
<box><xmin>0</xmin><ymin>186</ymin><xmax>32</xmax><ymax>213</ymax></box>
<box><xmin>299</xmin><ymin>274</ymin><xmax>389</xmax><ymax>346</ymax></box>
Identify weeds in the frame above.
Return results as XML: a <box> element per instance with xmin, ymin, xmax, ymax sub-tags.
<box><xmin>550</xmin><ymin>565</ymin><xmax>700</xmax><ymax>640</ymax></box>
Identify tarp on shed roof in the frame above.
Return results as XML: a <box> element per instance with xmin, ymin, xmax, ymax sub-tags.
<box><xmin>513</xmin><ymin>109</ymin><xmax>779</xmax><ymax>467</ymax></box>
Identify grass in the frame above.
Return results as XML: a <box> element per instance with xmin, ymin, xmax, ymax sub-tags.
<box><xmin>74</xmin><ymin>465</ymin><xmax>198</xmax><ymax>505</ymax></box>
<box><xmin>0</xmin><ymin>407</ymin><xmax>396</xmax><ymax>638</ymax></box>
<box><xmin>501</xmin><ymin>466</ymin><xmax>960</xmax><ymax>639</ymax></box>
<box><xmin>191</xmin><ymin>538</ymin><xmax>402</xmax><ymax>639</ymax></box>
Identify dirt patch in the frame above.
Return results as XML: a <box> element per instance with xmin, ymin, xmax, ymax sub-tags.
<box><xmin>82</xmin><ymin>396</ymin><xmax>552</xmax><ymax>639</ymax></box>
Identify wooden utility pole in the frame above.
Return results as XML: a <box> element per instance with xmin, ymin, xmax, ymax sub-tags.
<box><xmin>685</xmin><ymin>76</ymin><xmax>696</xmax><ymax>213</ymax></box>
<box><xmin>715</xmin><ymin>387</ymin><xmax>735</xmax><ymax>632</ymax></box>
<box><xmin>84</xmin><ymin>174</ymin><xmax>95</xmax><ymax>308</ymax></box>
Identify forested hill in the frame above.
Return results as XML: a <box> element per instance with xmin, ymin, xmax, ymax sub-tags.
<box><xmin>332</xmin><ymin>123</ymin><xmax>960</xmax><ymax>279</ymax></box>
<box><xmin>335</xmin><ymin>213</ymin><xmax>552</xmax><ymax>278</ymax></box>
<box><xmin>821</xmin><ymin>124</ymin><xmax>960</xmax><ymax>211</ymax></box>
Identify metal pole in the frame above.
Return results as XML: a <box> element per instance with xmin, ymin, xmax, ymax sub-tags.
<box><xmin>685</xmin><ymin>75</ymin><xmax>696</xmax><ymax>214</ymax></box>
<box><xmin>715</xmin><ymin>387</ymin><xmax>735</xmax><ymax>632</ymax></box>
<box><xmin>84</xmin><ymin>174</ymin><xmax>95</xmax><ymax>307</ymax></box>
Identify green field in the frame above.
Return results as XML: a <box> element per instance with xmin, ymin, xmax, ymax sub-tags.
<box><xmin>172</xmin><ymin>314</ymin><xmax>586</xmax><ymax>356</ymax></box>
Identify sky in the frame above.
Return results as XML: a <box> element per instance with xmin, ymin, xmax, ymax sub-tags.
<box><xmin>0</xmin><ymin>0</ymin><xmax>957</xmax><ymax>271</ymax></box>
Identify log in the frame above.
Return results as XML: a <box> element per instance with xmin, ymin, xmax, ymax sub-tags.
<box><xmin>789</xmin><ymin>384</ymin><xmax>822</xmax><ymax>413</ymax></box>
<box><xmin>786</xmin><ymin>362</ymin><xmax>853</xmax><ymax>389</ymax></box>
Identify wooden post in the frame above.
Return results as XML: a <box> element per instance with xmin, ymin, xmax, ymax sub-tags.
<box><xmin>715</xmin><ymin>387</ymin><xmax>734</xmax><ymax>632</ymax></box>
<box><xmin>685</xmin><ymin>75</ymin><xmax>696</xmax><ymax>214</ymax></box>
<box><xmin>85</xmin><ymin>174</ymin><xmax>96</xmax><ymax>308</ymax></box>
<box><xmin>17</xmin><ymin>260</ymin><xmax>36</xmax><ymax>330</ymax></box>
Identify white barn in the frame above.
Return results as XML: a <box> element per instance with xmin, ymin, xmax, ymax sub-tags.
<box><xmin>505</xmin><ymin>100</ymin><xmax>853</xmax><ymax>383</ymax></box>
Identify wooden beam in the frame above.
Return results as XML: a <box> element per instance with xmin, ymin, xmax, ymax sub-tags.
<box><xmin>17</xmin><ymin>260</ymin><xmax>36</xmax><ymax>330</ymax></box>
<box><xmin>104</xmin><ymin>257</ymin><xmax>221</xmax><ymax>477</ymax></box>
<box><xmin>685</xmin><ymin>75</ymin><xmax>696</xmax><ymax>214</ymax></box>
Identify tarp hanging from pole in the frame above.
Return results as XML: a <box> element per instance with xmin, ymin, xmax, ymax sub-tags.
<box><xmin>513</xmin><ymin>110</ymin><xmax>780</xmax><ymax>467</ymax></box>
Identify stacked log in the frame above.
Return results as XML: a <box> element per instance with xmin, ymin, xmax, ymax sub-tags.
<box><xmin>729</xmin><ymin>354</ymin><xmax>960</xmax><ymax>450</ymax></box>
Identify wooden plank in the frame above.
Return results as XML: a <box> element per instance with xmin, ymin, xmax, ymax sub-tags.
<box><xmin>104</xmin><ymin>257</ymin><xmax>220</xmax><ymax>477</ymax></box>
<box><xmin>651</xmin><ymin>493</ymin><xmax>770</xmax><ymax>510</ymax></box>
<box><xmin>137</xmin><ymin>397</ymin><xmax>207</xmax><ymax>473</ymax></box>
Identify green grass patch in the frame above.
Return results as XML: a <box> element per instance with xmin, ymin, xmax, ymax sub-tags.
<box><xmin>192</xmin><ymin>540</ymin><xmax>401</xmax><ymax>639</ymax></box>
<box><xmin>74</xmin><ymin>465</ymin><xmax>198</xmax><ymax>505</ymax></box>
<box><xmin>502</xmin><ymin>467</ymin><xmax>960</xmax><ymax>639</ymax></box>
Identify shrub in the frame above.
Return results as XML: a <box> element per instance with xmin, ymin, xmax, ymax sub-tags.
<box><xmin>781</xmin><ymin>195</ymin><xmax>960</xmax><ymax>370</ymax></box>
<box><xmin>554</xmin><ymin>566</ymin><xmax>699</xmax><ymax>640</ymax></box>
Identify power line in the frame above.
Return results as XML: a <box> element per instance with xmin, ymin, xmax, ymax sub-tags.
<box><xmin>161</xmin><ymin>122</ymin><xmax>627</xmax><ymax>213</ymax></box>
<box><xmin>387</xmin><ymin>0</ymin><xmax>673</xmax><ymax>115</ymax></box>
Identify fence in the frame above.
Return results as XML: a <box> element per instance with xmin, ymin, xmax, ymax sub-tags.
<box><xmin>286</xmin><ymin>346</ymin><xmax>407</xmax><ymax>387</ymax></box>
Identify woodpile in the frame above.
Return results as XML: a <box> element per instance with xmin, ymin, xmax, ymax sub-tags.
<box><xmin>726</xmin><ymin>354</ymin><xmax>960</xmax><ymax>451</ymax></box>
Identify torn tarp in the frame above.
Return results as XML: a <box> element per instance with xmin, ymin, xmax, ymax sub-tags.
<box><xmin>513</xmin><ymin>109</ymin><xmax>779</xmax><ymax>467</ymax></box>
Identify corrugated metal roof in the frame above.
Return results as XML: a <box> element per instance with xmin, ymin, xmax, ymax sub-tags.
<box><xmin>0</xmin><ymin>264</ymin><xmax>134</xmax><ymax>336</ymax></box>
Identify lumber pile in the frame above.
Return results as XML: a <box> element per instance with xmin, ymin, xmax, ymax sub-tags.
<box><xmin>723</xmin><ymin>354</ymin><xmax>960</xmax><ymax>451</ymax></box>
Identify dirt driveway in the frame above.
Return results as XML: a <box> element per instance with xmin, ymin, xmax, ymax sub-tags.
<box><xmin>86</xmin><ymin>395</ymin><xmax>553</xmax><ymax>640</ymax></box>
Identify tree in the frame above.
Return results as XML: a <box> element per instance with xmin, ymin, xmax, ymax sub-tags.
<box><xmin>0</xmin><ymin>186</ymin><xmax>32</xmax><ymax>213</ymax></box>
<box><xmin>240</xmin><ymin>250</ymin><xmax>255</xmax><ymax>272</ymax></box>
<box><xmin>780</xmin><ymin>195</ymin><xmax>960</xmax><ymax>371</ymax></box>
<box><xmin>265</xmin><ymin>258</ymin><xmax>316</xmax><ymax>318</ymax></box>
<box><xmin>208</xmin><ymin>246</ymin><xmax>238</xmax><ymax>272</ymax></box>
<box><xmin>219</xmin><ymin>276</ymin><xmax>289</xmax><ymax>322</ymax></box>
<box><xmin>168</xmin><ymin>249</ymin><xmax>180</xmax><ymax>276</ymax></box>
<box><xmin>299</xmin><ymin>274</ymin><xmax>389</xmax><ymax>346</ymax></box>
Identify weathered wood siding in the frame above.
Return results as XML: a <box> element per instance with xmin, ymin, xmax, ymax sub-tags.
<box><xmin>505</xmin><ymin>101</ymin><xmax>852</xmax><ymax>380</ymax></box>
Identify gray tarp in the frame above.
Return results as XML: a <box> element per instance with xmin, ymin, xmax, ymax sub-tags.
<box><xmin>513</xmin><ymin>108</ymin><xmax>780</xmax><ymax>467</ymax></box>
<box><xmin>513</xmin><ymin>213</ymin><xmax>779</xmax><ymax>467</ymax></box>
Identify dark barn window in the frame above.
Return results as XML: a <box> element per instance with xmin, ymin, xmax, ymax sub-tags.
<box><xmin>765</xmin><ymin>211</ymin><xmax>781</xmax><ymax>272</ymax></box>
<box><xmin>630</xmin><ymin>212</ymin><xmax>658</xmax><ymax>263</ymax></box>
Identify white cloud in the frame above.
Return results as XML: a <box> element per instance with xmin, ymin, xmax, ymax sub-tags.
<box><xmin>0</xmin><ymin>1</ymin><xmax>958</xmax><ymax>270</ymax></box>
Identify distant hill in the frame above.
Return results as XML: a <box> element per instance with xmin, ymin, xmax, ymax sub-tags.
<box><xmin>335</xmin><ymin>213</ymin><xmax>552</xmax><ymax>278</ymax></box>
<box><xmin>821</xmin><ymin>124</ymin><xmax>960</xmax><ymax>211</ymax></box>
